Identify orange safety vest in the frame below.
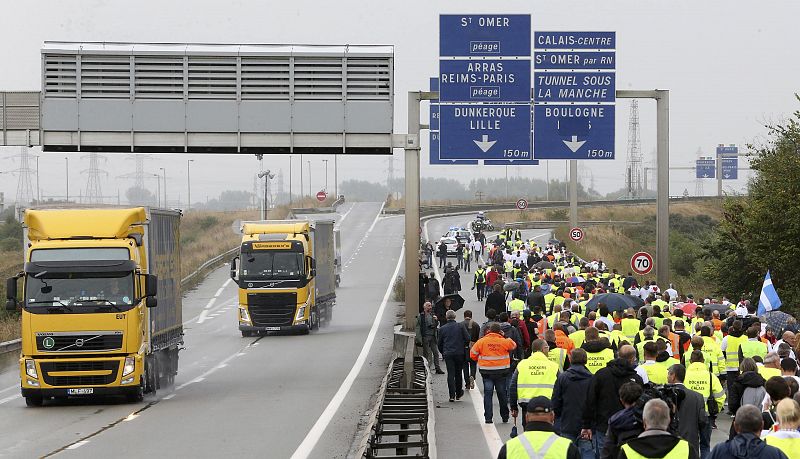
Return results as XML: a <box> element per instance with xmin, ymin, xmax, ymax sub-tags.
<box><xmin>554</xmin><ymin>329</ymin><xmax>575</xmax><ymax>355</ymax></box>
<box><xmin>470</xmin><ymin>332</ymin><xmax>517</xmax><ymax>371</ymax></box>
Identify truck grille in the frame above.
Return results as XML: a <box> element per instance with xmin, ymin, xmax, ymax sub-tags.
<box><xmin>247</xmin><ymin>292</ymin><xmax>297</xmax><ymax>327</ymax></box>
<box><xmin>40</xmin><ymin>360</ymin><xmax>120</xmax><ymax>386</ymax></box>
<box><xmin>36</xmin><ymin>332</ymin><xmax>123</xmax><ymax>352</ymax></box>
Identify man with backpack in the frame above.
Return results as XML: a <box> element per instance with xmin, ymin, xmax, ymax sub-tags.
<box><xmin>473</xmin><ymin>264</ymin><xmax>487</xmax><ymax>301</ymax></box>
<box><xmin>442</xmin><ymin>264</ymin><xmax>461</xmax><ymax>295</ymax></box>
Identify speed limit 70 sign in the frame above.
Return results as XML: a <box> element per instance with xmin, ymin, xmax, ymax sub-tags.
<box><xmin>569</xmin><ymin>227</ymin><xmax>584</xmax><ymax>242</ymax></box>
<box><xmin>630</xmin><ymin>251</ymin><xmax>654</xmax><ymax>275</ymax></box>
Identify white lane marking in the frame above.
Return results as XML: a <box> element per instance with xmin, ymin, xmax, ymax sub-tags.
<box><xmin>163</xmin><ymin>394</ymin><xmax>176</xmax><ymax>400</ymax></box>
<box><xmin>196</xmin><ymin>310</ymin><xmax>210</xmax><ymax>324</ymax></box>
<box><xmin>424</xmin><ymin>216</ymin><xmax>504</xmax><ymax>450</ymax></box>
<box><xmin>223</xmin><ymin>278</ymin><xmax>232</xmax><ymax>288</ymax></box>
<box><xmin>123</xmin><ymin>413</ymin><xmax>139</xmax><ymax>422</ymax></box>
<box><xmin>0</xmin><ymin>384</ymin><xmax>18</xmax><ymax>395</ymax></box>
<box><xmin>335</xmin><ymin>204</ymin><xmax>354</xmax><ymax>229</ymax></box>
<box><xmin>290</xmin><ymin>243</ymin><xmax>405</xmax><ymax>459</ymax></box>
<box><xmin>204</xmin><ymin>298</ymin><xmax>217</xmax><ymax>310</ymax></box>
<box><xmin>342</xmin><ymin>203</ymin><xmax>385</xmax><ymax>268</ymax></box>
<box><xmin>66</xmin><ymin>440</ymin><xmax>89</xmax><ymax>450</ymax></box>
<box><xmin>0</xmin><ymin>394</ymin><xmax>20</xmax><ymax>405</ymax></box>
<box><xmin>366</xmin><ymin>202</ymin><xmax>385</xmax><ymax>234</ymax></box>
<box><xmin>214</xmin><ymin>287</ymin><xmax>225</xmax><ymax>297</ymax></box>
<box><xmin>469</xmin><ymin>388</ymin><xmax>504</xmax><ymax>457</ymax></box>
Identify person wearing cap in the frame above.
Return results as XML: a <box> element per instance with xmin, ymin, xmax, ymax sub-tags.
<box><xmin>619</xmin><ymin>398</ymin><xmax>698</xmax><ymax>459</ymax></box>
<box><xmin>471</xmin><ymin>322</ymin><xmax>517</xmax><ymax>424</ymax></box>
<box><xmin>497</xmin><ymin>396</ymin><xmax>580</xmax><ymax>459</ymax></box>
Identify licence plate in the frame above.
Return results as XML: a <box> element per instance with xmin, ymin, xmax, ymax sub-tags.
<box><xmin>265</xmin><ymin>327</ymin><xmax>281</xmax><ymax>331</ymax></box>
<box><xmin>67</xmin><ymin>388</ymin><xmax>94</xmax><ymax>395</ymax></box>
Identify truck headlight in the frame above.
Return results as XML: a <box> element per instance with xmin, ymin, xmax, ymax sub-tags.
<box><xmin>25</xmin><ymin>359</ymin><xmax>38</xmax><ymax>379</ymax></box>
<box><xmin>295</xmin><ymin>305</ymin><xmax>307</xmax><ymax>322</ymax></box>
<box><xmin>239</xmin><ymin>307</ymin><xmax>250</xmax><ymax>322</ymax></box>
<box><xmin>122</xmin><ymin>356</ymin><xmax>135</xmax><ymax>377</ymax></box>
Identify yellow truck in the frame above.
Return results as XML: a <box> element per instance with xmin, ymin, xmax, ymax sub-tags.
<box><xmin>5</xmin><ymin>207</ymin><xmax>182</xmax><ymax>406</ymax></box>
<box><xmin>230</xmin><ymin>219</ymin><xmax>335</xmax><ymax>336</ymax></box>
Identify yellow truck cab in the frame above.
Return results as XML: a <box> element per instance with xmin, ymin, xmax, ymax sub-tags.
<box><xmin>231</xmin><ymin>219</ymin><xmax>335</xmax><ymax>336</ymax></box>
<box><xmin>6</xmin><ymin>207</ymin><xmax>182</xmax><ymax>406</ymax></box>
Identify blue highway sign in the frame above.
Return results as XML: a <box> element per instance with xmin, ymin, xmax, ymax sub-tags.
<box><xmin>716</xmin><ymin>145</ymin><xmax>738</xmax><ymax>155</ymax></box>
<box><xmin>429</xmin><ymin>131</ymin><xmax>478</xmax><ymax>165</ymax></box>
<box><xmin>722</xmin><ymin>157</ymin><xmax>738</xmax><ymax>180</ymax></box>
<box><xmin>534</xmin><ymin>51</ymin><xmax>615</xmax><ymax>70</ymax></box>
<box><xmin>533</xmin><ymin>105</ymin><xmax>615</xmax><ymax>160</ymax></box>
<box><xmin>439</xmin><ymin>60</ymin><xmax>531</xmax><ymax>102</ymax></box>
<box><xmin>440</xmin><ymin>14</ymin><xmax>531</xmax><ymax>57</ymax></box>
<box><xmin>696</xmin><ymin>159</ymin><xmax>716</xmax><ymax>179</ymax></box>
<box><xmin>534</xmin><ymin>72</ymin><xmax>615</xmax><ymax>103</ymax></box>
<box><xmin>430</xmin><ymin>77</ymin><xmax>440</xmax><ymax>130</ymax></box>
<box><xmin>484</xmin><ymin>158</ymin><xmax>539</xmax><ymax>166</ymax></box>
<box><xmin>534</xmin><ymin>31</ymin><xmax>616</xmax><ymax>50</ymax></box>
<box><xmin>439</xmin><ymin>104</ymin><xmax>531</xmax><ymax>160</ymax></box>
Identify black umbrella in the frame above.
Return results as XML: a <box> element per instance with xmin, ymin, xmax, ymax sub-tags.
<box><xmin>534</xmin><ymin>261</ymin><xmax>556</xmax><ymax>270</ymax></box>
<box><xmin>434</xmin><ymin>293</ymin><xmax>465</xmax><ymax>318</ymax></box>
<box><xmin>585</xmin><ymin>293</ymin><xmax>644</xmax><ymax>313</ymax></box>
<box><xmin>764</xmin><ymin>310</ymin><xmax>792</xmax><ymax>334</ymax></box>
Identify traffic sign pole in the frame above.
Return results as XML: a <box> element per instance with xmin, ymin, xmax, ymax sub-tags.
<box><xmin>569</xmin><ymin>160</ymin><xmax>578</xmax><ymax>228</ymax></box>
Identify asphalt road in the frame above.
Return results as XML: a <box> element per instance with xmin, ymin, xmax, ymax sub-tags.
<box><xmin>0</xmin><ymin>202</ymin><xmax>406</xmax><ymax>458</ymax></box>
<box><xmin>422</xmin><ymin>215</ymin><xmax>732</xmax><ymax>458</ymax></box>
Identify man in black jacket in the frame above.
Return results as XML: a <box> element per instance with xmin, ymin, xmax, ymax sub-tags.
<box><xmin>526</xmin><ymin>284</ymin><xmax>545</xmax><ymax>311</ymax></box>
<box><xmin>438</xmin><ymin>310</ymin><xmax>470</xmax><ymax>402</ymax></box>
<box><xmin>619</xmin><ymin>399</ymin><xmax>698</xmax><ymax>459</ymax></box>
<box><xmin>485</xmin><ymin>283</ymin><xmax>506</xmax><ymax>317</ymax></box>
<box><xmin>437</xmin><ymin>241</ymin><xmax>447</xmax><ymax>268</ymax></box>
<box><xmin>552</xmin><ymin>348</ymin><xmax>593</xmax><ymax>456</ymax></box>
<box><xmin>581</xmin><ymin>345</ymin><xmax>644</xmax><ymax>458</ymax></box>
<box><xmin>667</xmin><ymin>363</ymin><xmax>708</xmax><ymax>456</ymax></box>
<box><xmin>443</xmin><ymin>264</ymin><xmax>461</xmax><ymax>295</ymax></box>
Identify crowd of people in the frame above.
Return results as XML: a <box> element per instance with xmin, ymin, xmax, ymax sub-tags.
<box><xmin>416</xmin><ymin>225</ymin><xmax>800</xmax><ymax>459</ymax></box>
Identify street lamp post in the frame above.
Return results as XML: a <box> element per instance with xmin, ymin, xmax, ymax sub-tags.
<box><xmin>35</xmin><ymin>155</ymin><xmax>40</xmax><ymax>203</ymax></box>
<box><xmin>307</xmin><ymin>160</ymin><xmax>312</xmax><ymax>196</ymax></box>
<box><xmin>289</xmin><ymin>155</ymin><xmax>293</xmax><ymax>207</ymax></box>
<box><xmin>152</xmin><ymin>174</ymin><xmax>161</xmax><ymax>207</ymax></box>
<box><xmin>187</xmin><ymin>159</ymin><xmax>194</xmax><ymax>211</ymax></box>
<box><xmin>322</xmin><ymin>159</ymin><xmax>328</xmax><ymax>191</ymax></box>
<box><xmin>258</xmin><ymin>170</ymin><xmax>275</xmax><ymax>219</ymax></box>
<box><xmin>65</xmin><ymin>157</ymin><xmax>69</xmax><ymax>203</ymax></box>
<box><xmin>159</xmin><ymin>167</ymin><xmax>166</xmax><ymax>208</ymax></box>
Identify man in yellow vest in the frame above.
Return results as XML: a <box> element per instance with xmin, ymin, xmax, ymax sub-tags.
<box><xmin>544</xmin><ymin>330</ymin><xmax>570</xmax><ymax>371</ymax></box>
<box><xmin>636</xmin><ymin>326</ymin><xmax>656</xmax><ymax>364</ymax></box>
<box><xmin>720</xmin><ymin>319</ymin><xmax>747</xmax><ymax>384</ymax></box>
<box><xmin>569</xmin><ymin>317</ymin><xmax>591</xmax><ymax>349</ymax></box>
<box><xmin>637</xmin><ymin>342</ymin><xmax>668</xmax><ymax>385</ymax></box>
<box><xmin>759</xmin><ymin>353</ymin><xmax>783</xmax><ymax>381</ymax></box>
<box><xmin>619</xmin><ymin>399</ymin><xmax>697</xmax><ymax>459</ymax></box>
<box><xmin>739</xmin><ymin>326</ymin><xmax>769</xmax><ymax>363</ymax></box>
<box><xmin>508</xmin><ymin>292</ymin><xmax>526</xmax><ymax>314</ymax></box>
<box><xmin>499</xmin><ymin>396</ymin><xmax>580</xmax><ymax>459</ymax></box>
<box><xmin>581</xmin><ymin>327</ymin><xmax>615</xmax><ymax>374</ymax></box>
<box><xmin>684</xmin><ymin>350</ymin><xmax>725</xmax><ymax>459</ymax></box>
<box><xmin>510</xmin><ymin>339</ymin><xmax>561</xmax><ymax>414</ymax></box>
<box><xmin>621</xmin><ymin>308</ymin><xmax>641</xmax><ymax>342</ymax></box>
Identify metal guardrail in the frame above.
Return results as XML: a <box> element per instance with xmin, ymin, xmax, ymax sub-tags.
<box><xmin>503</xmin><ymin>220</ymin><xmax>642</xmax><ymax>229</ymax></box>
<box><xmin>0</xmin><ymin>246</ymin><xmax>240</xmax><ymax>355</ymax></box>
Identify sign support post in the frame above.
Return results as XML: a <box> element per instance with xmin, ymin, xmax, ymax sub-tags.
<box><xmin>569</xmin><ymin>160</ymin><xmax>578</xmax><ymax>228</ymax></box>
<box><xmin>615</xmin><ymin>89</ymin><xmax>669</xmax><ymax>288</ymax></box>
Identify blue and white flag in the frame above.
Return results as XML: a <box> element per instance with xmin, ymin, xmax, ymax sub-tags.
<box><xmin>757</xmin><ymin>270</ymin><xmax>782</xmax><ymax>316</ymax></box>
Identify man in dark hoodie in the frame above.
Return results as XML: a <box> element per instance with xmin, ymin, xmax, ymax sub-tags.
<box><xmin>710</xmin><ymin>405</ymin><xmax>788</xmax><ymax>459</ymax></box>
<box><xmin>485</xmin><ymin>283</ymin><xmax>506</xmax><ymax>317</ymax></box>
<box><xmin>619</xmin><ymin>399</ymin><xmax>698</xmax><ymax>459</ymax></box>
<box><xmin>601</xmin><ymin>382</ymin><xmax>644</xmax><ymax>459</ymax></box>
<box><xmin>581</xmin><ymin>345</ymin><xmax>644</xmax><ymax>457</ymax></box>
<box><xmin>552</xmin><ymin>348</ymin><xmax>593</xmax><ymax>455</ymax></box>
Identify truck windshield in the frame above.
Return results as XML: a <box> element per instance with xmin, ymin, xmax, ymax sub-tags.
<box><xmin>25</xmin><ymin>272</ymin><xmax>135</xmax><ymax>311</ymax></box>
<box><xmin>240</xmin><ymin>251</ymin><xmax>304</xmax><ymax>280</ymax></box>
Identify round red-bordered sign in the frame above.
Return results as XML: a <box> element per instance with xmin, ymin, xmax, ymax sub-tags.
<box><xmin>516</xmin><ymin>198</ymin><xmax>528</xmax><ymax>210</ymax></box>
<box><xmin>316</xmin><ymin>190</ymin><xmax>328</xmax><ymax>202</ymax></box>
<box><xmin>569</xmin><ymin>227</ymin><xmax>584</xmax><ymax>242</ymax></box>
<box><xmin>630</xmin><ymin>251</ymin><xmax>654</xmax><ymax>275</ymax></box>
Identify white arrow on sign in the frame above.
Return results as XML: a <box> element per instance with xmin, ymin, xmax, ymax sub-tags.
<box><xmin>702</xmin><ymin>174</ymin><xmax>709</xmax><ymax>178</ymax></box>
<box><xmin>562</xmin><ymin>135</ymin><xmax>586</xmax><ymax>153</ymax></box>
<box><xmin>724</xmin><ymin>174</ymin><xmax>730</xmax><ymax>179</ymax></box>
<box><xmin>473</xmin><ymin>135</ymin><xmax>497</xmax><ymax>153</ymax></box>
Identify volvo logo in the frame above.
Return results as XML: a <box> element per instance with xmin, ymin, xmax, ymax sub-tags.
<box><xmin>248</xmin><ymin>283</ymin><xmax>253</xmax><ymax>288</ymax></box>
<box><xmin>75</xmin><ymin>339</ymin><xmax>85</xmax><ymax>347</ymax></box>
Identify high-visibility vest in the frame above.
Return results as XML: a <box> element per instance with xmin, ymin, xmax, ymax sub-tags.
<box><xmin>508</xmin><ymin>298</ymin><xmax>526</xmax><ymax>312</ymax></box>
<box><xmin>621</xmin><ymin>439</ymin><xmax>689</xmax><ymax>459</ymax></box>
<box><xmin>636</xmin><ymin>339</ymin><xmax>654</xmax><ymax>363</ymax></box>
<box><xmin>639</xmin><ymin>361</ymin><xmax>668</xmax><ymax>385</ymax></box>
<box><xmin>505</xmin><ymin>431</ymin><xmax>573</xmax><ymax>459</ymax></box>
<box><xmin>764</xmin><ymin>435</ymin><xmax>800</xmax><ymax>459</ymax></box>
<box><xmin>475</xmin><ymin>269</ymin><xmax>486</xmax><ymax>284</ymax></box>
<box><xmin>470</xmin><ymin>333</ymin><xmax>515</xmax><ymax>371</ymax></box>
<box><xmin>610</xmin><ymin>330</ymin><xmax>625</xmax><ymax>347</ymax></box>
<box><xmin>724</xmin><ymin>334</ymin><xmax>746</xmax><ymax>371</ymax></box>
<box><xmin>699</xmin><ymin>338</ymin><xmax>724</xmax><ymax>375</ymax></box>
<box><xmin>740</xmin><ymin>339</ymin><xmax>768</xmax><ymax>361</ymax></box>
<box><xmin>548</xmin><ymin>347</ymin><xmax>567</xmax><ymax>371</ymax></box>
<box><xmin>569</xmin><ymin>329</ymin><xmax>587</xmax><ymax>349</ymax></box>
<box><xmin>685</xmin><ymin>362</ymin><xmax>726</xmax><ymax>414</ymax></box>
<box><xmin>621</xmin><ymin>318</ymin><xmax>640</xmax><ymax>340</ymax></box>
<box><xmin>584</xmin><ymin>346</ymin><xmax>615</xmax><ymax>374</ymax></box>
<box><xmin>758</xmin><ymin>365</ymin><xmax>782</xmax><ymax>381</ymax></box>
<box><xmin>516</xmin><ymin>353</ymin><xmax>560</xmax><ymax>403</ymax></box>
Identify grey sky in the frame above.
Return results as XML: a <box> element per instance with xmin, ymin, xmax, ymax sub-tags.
<box><xmin>1</xmin><ymin>0</ymin><xmax>797</xmax><ymax>205</ymax></box>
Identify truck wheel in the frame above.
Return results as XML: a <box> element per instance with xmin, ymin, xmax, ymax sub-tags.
<box><xmin>310</xmin><ymin>306</ymin><xmax>321</xmax><ymax>330</ymax></box>
<box><xmin>127</xmin><ymin>381</ymin><xmax>144</xmax><ymax>403</ymax></box>
<box><xmin>25</xmin><ymin>395</ymin><xmax>43</xmax><ymax>407</ymax></box>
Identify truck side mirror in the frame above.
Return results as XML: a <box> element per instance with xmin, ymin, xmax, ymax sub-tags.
<box><xmin>145</xmin><ymin>296</ymin><xmax>158</xmax><ymax>308</ymax></box>
<box><xmin>145</xmin><ymin>274</ymin><xmax>158</xmax><ymax>297</ymax></box>
<box><xmin>5</xmin><ymin>277</ymin><xmax>18</xmax><ymax>311</ymax></box>
<box><xmin>230</xmin><ymin>256</ymin><xmax>239</xmax><ymax>281</ymax></box>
